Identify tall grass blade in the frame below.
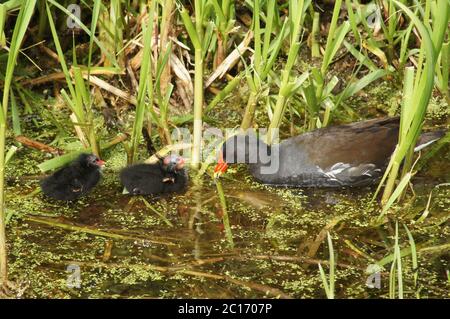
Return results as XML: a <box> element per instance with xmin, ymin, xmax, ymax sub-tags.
<box><xmin>129</xmin><ymin>1</ymin><xmax>155</xmax><ymax>164</ymax></box>
<box><xmin>0</xmin><ymin>0</ymin><xmax>36</xmax><ymax>287</ymax></box>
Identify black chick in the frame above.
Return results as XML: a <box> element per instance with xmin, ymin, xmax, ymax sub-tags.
<box><xmin>40</xmin><ymin>153</ymin><xmax>105</xmax><ymax>201</ymax></box>
<box><xmin>120</xmin><ymin>155</ymin><xmax>188</xmax><ymax>195</ymax></box>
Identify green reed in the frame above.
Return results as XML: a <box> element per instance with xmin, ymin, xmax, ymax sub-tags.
<box><xmin>241</xmin><ymin>0</ymin><xmax>288</xmax><ymax>130</ymax></box>
<box><xmin>379</xmin><ymin>1</ymin><xmax>449</xmax><ymax>210</ymax></box>
<box><xmin>267</xmin><ymin>0</ymin><xmax>308</xmax><ymax>142</ymax></box>
<box><xmin>318</xmin><ymin>232</ymin><xmax>335</xmax><ymax>299</ymax></box>
<box><xmin>0</xmin><ymin>0</ymin><xmax>36</xmax><ymax>288</ymax></box>
<box><xmin>129</xmin><ymin>1</ymin><xmax>156</xmax><ymax>164</ymax></box>
<box><xmin>180</xmin><ymin>1</ymin><xmax>212</xmax><ymax>168</ymax></box>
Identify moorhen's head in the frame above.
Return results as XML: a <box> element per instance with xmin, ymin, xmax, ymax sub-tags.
<box><xmin>78</xmin><ymin>153</ymin><xmax>106</xmax><ymax>169</ymax></box>
<box><xmin>215</xmin><ymin>131</ymin><xmax>269</xmax><ymax>175</ymax></box>
<box><xmin>162</xmin><ymin>155</ymin><xmax>185</xmax><ymax>173</ymax></box>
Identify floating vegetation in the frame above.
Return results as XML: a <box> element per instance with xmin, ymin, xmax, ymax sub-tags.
<box><xmin>0</xmin><ymin>0</ymin><xmax>448</xmax><ymax>299</ymax></box>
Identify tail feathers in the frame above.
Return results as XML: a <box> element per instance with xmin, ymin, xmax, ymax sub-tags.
<box><xmin>415</xmin><ymin>130</ymin><xmax>446</xmax><ymax>152</ymax></box>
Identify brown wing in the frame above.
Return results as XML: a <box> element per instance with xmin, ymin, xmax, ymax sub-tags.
<box><xmin>300</xmin><ymin>117</ymin><xmax>400</xmax><ymax>168</ymax></box>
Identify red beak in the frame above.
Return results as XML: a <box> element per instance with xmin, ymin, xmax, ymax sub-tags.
<box><xmin>177</xmin><ymin>157</ymin><xmax>185</xmax><ymax>169</ymax></box>
<box><xmin>97</xmin><ymin>159</ymin><xmax>106</xmax><ymax>166</ymax></box>
<box><xmin>214</xmin><ymin>152</ymin><xmax>228</xmax><ymax>175</ymax></box>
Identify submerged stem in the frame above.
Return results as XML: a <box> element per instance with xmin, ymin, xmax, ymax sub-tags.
<box><xmin>215</xmin><ymin>178</ymin><xmax>234</xmax><ymax>249</ymax></box>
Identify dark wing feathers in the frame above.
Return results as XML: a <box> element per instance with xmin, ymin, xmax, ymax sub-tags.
<box><xmin>40</xmin><ymin>163</ymin><xmax>101</xmax><ymax>201</ymax></box>
<box><xmin>300</xmin><ymin>117</ymin><xmax>400</xmax><ymax>168</ymax></box>
<box><xmin>120</xmin><ymin>164</ymin><xmax>188</xmax><ymax>195</ymax></box>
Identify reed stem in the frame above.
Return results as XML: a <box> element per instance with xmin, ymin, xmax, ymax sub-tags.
<box><xmin>0</xmin><ymin>0</ymin><xmax>37</xmax><ymax>288</ymax></box>
<box><xmin>241</xmin><ymin>91</ymin><xmax>258</xmax><ymax>130</ymax></box>
<box><xmin>215</xmin><ymin>178</ymin><xmax>234</xmax><ymax>249</ymax></box>
<box><xmin>159</xmin><ymin>0</ymin><xmax>175</xmax><ymax>96</ymax></box>
<box><xmin>0</xmin><ymin>121</ymin><xmax>7</xmax><ymax>285</ymax></box>
<box><xmin>381</xmin><ymin>160</ymin><xmax>400</xmax><ymax>205</ymax></box>
<box><xmin>192</xmin><ymin>48</ymin><xmax>204</xmax><ymax>168</ymax></box>
<box><xmin>311</xmin><ymin>12</ymin><xmax>320</xmax><ymax>58</ymax></box>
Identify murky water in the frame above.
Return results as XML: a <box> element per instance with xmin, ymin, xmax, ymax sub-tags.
<box><xmin>2</xmin><ymin>80</ymin><xmax>448</xmax><ymax>298</ymax></box>
<box><xmin>4</xmin><ymin>140</ymin><xmax>449</xmax><ymax>298</ymax></box>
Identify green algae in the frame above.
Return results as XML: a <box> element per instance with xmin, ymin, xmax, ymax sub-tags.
<box><xmin>2</xmin><ymin>80</ymin><xmax>449</xmax><ymax>299</ymax></box>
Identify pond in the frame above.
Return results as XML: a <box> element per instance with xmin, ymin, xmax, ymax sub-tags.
<box><xmin>4</xmin><ymin>115</ymin><xmax>449</xmax><ymax>298</ymax></box>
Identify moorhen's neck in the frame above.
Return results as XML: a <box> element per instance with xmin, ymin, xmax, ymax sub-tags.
<box><xmin>222</xmin><ymin>133</ymin><xmax>273</xmax><ymax>165</ymax></box>
<box><xmin>83</xmin><ymin>166</ymin><xmax>98</xmax><ymax>176</ymax></box>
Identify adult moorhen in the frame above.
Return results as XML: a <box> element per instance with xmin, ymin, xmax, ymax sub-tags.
<box><xmin>215</xmin><ymin>117</ymin><xmax>445</xmax><ymax>187</ymax></box>
<box><xmin>120</xmin><ymin>155</ymin><xmax>188</xmax><ymax>195</ymax></box>
<box><xmin>40</xmin><ymin>153</ymin><xmax>105</xmax><ymax>201</ymax></box>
